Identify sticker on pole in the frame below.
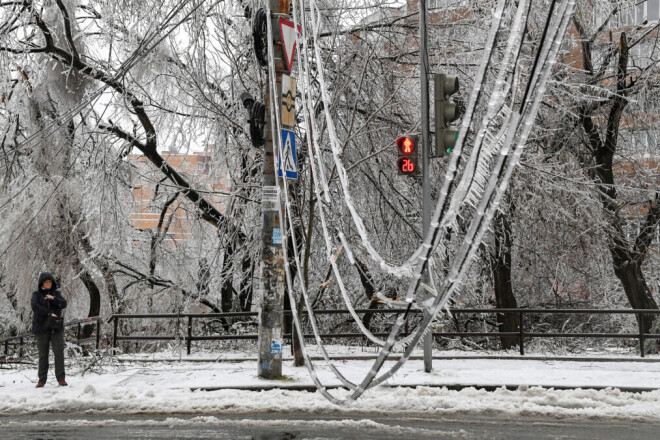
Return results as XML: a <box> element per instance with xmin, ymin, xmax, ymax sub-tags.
<box><xmin>270</xmin><ymin>339</ymin><xmax>282</xmax><ymax>355</ymax></box>
<box><xmin>272</xmin><ymin>227</ymin><xmax>282</xmax><ymax>244</ymax></box>
<box><xmin>278</xmin><ymin>129</ymin><xmax>298</xmax><ymax>180</ymax></box>
<box><xmin>278</xmin><ymin>17</ymin><xmax>301</xmax><ymax>73</ymax></box>
<box><xmin>262</xmin><ymin>185</ymin><xmax>279</xmax><ymax>211</ymax></box>
<box><xmin>281</xmin><ymin>74</ymin><xmax>296</xmax><ymax>128</ymax></box>
<box><xmin>262</xmin><ymin>186</ymin><xmax>279</xmax><ymax>204</ymax></box>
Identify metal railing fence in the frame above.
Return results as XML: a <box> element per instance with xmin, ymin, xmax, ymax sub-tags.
<box><xmin>3</xmin><ymin>309</ymin><xmax>659</xmax><ymax>361</ymax></box>
<box><xmin>2</xmin><ymin>317</ymin><xmax>102</xmax><ymax>360</ymax></box>
<box><xmin>106</xmin><ymin>308</ymin><xmax>660</xmax><ymax>358</ymax></box>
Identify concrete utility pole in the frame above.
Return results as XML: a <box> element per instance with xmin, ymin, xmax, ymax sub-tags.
<box><xmin>258</xmin><ymin>0</ymin><xmax>296</xmax><ymax>379</ymax></box>
<box><xmin>419</xmin><ymin>0</ymin><xmax>433</xmax><ymax>373</ymax></box>
<box><xmin>258</xmin><ymin>72</ymin><xmax>286</xmax><ymax>379</ymax></box>
<box><xmin>257</xmin><ymin>0</ymin><xmax>287</xmax><ymax>380</ymax></box>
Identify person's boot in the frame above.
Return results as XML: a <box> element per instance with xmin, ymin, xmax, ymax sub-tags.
<box><xmin>58</xmin><ymin>380</ymin><xmax>68</xmax><ymax>386</ymax></box>
<box><xmin>36</xmin><ymin>381</ymin><xmax>46</xmax><ymax>388</ymax></box>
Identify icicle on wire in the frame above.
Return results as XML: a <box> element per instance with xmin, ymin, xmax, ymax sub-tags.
<box><xmin>264</xmin><ymin>0</ymin><xmax>360</xmax><ymax>398</ymax></box>
<box><xmin>269</xmin><ymin>0</ymin><xmax>557</xmax><ymax>405</ymax></box>
<box><xmin>304</xmin><ymin>0</ymin><xmax>509</xmax><ymax>284</ymax></box>
<box><xmin>297</xmin><ymin>0</ymin><xmax>509</xmax><ymax>344</ymax></box>
<box><xmin>355</xmin><ymin>0</ymin><xmax>577</xmax><ymax>393</ymax></box>
<box><xmin>334</xmin><ymin>0</ymin><xmax>568</xmax><ymax>404</ymax></box>
<box><xmin>278</xmin><ymin>0</ymin><xmax>516</xmax><ymax>398</ymax></box>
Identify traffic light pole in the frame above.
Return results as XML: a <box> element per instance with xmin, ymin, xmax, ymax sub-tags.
<box><xmin>419</xmin><ymin>0</ymin><xmax>433</xmax><ymax>373</ymax></box>
<box><xmin>257</xmin><ymin>0</ymin><xmax>290</xmax><ymax>379</ymax></box>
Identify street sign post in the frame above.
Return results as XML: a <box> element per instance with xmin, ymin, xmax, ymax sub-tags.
<box><xmin>278</xmin><ymin>17</ymin><xmax>301</xmax><ymax>73</ymax></box>
<box><xmin>281</xmin><ymin>74</ymin><xmax>296</xmax><ymax>128</ymax></box>
<box><xmin>278</xmin><ymin>128</ymin><xmax>298</xmax><ymax>180</ymax></box>
<box><xmin>257</xmin><ymin>0</ymin><xmax>300</xmax><ymax>379</ymax></box>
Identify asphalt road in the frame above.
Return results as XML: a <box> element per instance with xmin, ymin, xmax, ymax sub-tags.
<box><xmin>0</xmin><ymin>412</ymin><xmax>653</xmax><ymax>440</ymax></box>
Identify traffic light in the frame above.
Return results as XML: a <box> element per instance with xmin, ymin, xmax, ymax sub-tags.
<box><xmin>434</xmin><ymin>73</ymin><xmax>460</xmax><ymax>157</ymax></box>
<box><xmin>396</xmin><ymin>135</ymin><xmax>418</xmax><ymax>176</ymax></box>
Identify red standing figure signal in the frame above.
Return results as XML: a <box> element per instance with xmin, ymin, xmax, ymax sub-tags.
<box><xmin>395</xmin><ymin>135</ymin><xmax>419</xmax><ymax>176</ymax></box>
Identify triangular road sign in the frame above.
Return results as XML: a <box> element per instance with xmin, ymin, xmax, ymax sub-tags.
<box><xmin>279</xmin><ymin>17</ymin><xmax>301</xmax><ymax>73</ymax></box>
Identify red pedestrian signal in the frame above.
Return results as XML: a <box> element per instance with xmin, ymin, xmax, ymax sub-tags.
<box><xmin>395</xmin><ymin>135</ymin><xmax>418</xmax><ymax>176</ymax></box>
<box><xmin>396</xmin><ymin>136</ymin><xmax>417</xmax><ymax>155</ymax></box>
<box><xmin>403</xmin><ymin>138</ymin><xmax>413</xmax><ymax>153</ymax></box>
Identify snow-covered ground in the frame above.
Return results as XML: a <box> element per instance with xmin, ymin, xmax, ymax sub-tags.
<box><xmin>1</xmin><ymin>346</ymin><xmax>659</xmax><ymax>420</ymax></box>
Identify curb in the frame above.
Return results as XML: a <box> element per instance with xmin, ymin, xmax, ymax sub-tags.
<box><xmin>191</xmin><ymin>383</ymin><xmax>660</xmax><ymax>393</ymax></box>
<box><xmin>115</xmin><ymin>354</ymin><xmax>660</xmax><ymax>363</ymax></box>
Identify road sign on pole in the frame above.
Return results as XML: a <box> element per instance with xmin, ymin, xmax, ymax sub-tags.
<box><xmin>278</xmin><ymin>17</ymin><xmax>301</xmax><ymax>72</ymax></box>
<box><xmin>278</xmin><ymin>129</ymin><xmax>298</xmax><ymax>179</ymax></box>
<box><xmin>281</xmin><ymin>74</ymin><xmax>296</xmax><ymax>128</ymax></box>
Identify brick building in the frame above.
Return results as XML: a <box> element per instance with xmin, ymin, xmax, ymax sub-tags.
<box><xmin>129</xmin><ymin>149</ymin><xmax>230</xmax><ymax>244</ymax></box>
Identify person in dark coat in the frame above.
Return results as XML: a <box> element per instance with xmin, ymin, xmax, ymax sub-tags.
<box><xmin>31</xmin><ymin>272</ymin><xmax>68</xmax><ymax>387</ymax></box>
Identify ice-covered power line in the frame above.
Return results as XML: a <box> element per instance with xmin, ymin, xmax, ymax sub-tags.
<box><xmin>266</xmin><ymin>0</ymin><xmax>576</xmax><ymax>405</ymax></box>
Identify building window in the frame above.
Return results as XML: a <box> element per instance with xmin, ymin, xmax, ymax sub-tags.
<box><xmin>649</xmin><ymin>0</ymin><xmax>660</xmax><ymax>21</ymax></box>
<box><xmin>623</xmin><ymin>0</ymin><xmax>659</xmax><ymax>26</ymax></box>
<box><xmin>429</xmin><ymin>0</ymin><xmax>465</xmax><ymax>10</ymax></box>
<box><xmin>621</xmin><ymin>129</ymin><xmax>659</xmax><ymax>159</ymax></box>
<box><xmin>629</xmin><ymin>42</ymin><xmax>654</xmax><ymax>70</ymax></box>
<box><xmin>197</xmin><ymin>161</ymin><xmax>210</xmax><ymax>173</ymax></box>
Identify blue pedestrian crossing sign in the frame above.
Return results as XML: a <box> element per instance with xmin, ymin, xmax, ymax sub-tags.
<box><xmin>278</xmin><ymin>129</ymin><xmax>298</xmax><ymax>180</ymax></box>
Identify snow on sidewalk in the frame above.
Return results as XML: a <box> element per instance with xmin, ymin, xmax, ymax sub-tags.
<box><xmin>1</xmin><ymin>349</ymin><xmax>660</xmax><ymax>420</ymax></box>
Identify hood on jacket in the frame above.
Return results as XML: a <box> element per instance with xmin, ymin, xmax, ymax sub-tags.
<box><xmin>38</xmin><ymin>272</ymin><xmax>57</xmax><ymax>291</ymax></box>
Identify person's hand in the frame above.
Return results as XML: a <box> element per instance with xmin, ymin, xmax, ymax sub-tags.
<box><xmin>45</xmin><ymin>294</ymin><xmax>54</xmax><ymax>300</ymax></box>
<box><xmin>51</xmin><ymin>313</ymin><xmax>58</xmax><ymax>317</ymax></box>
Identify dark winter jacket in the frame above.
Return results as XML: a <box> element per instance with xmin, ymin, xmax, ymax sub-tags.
<box><xmin>31</xmin><ymin>272</ymin><xmax>67</xmax><ymax>334</ymax></box>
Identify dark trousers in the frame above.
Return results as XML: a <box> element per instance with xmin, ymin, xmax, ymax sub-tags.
<box><xmin>35</xmin><ymin>331</ymin><xmax>65</xmax><ymax>382</ymax></box>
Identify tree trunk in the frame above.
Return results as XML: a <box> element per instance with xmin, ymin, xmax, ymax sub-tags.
<box><xmin>220</xmin><ymin>244</ymin><xmax>234</xmax><ymax>313</ymax></box>
<box><xmin>283</xmin><ymin>238</ymin><xmax>305</xmax><ymax>367</ymax></box>
<box><xmin>571</xmin><ymin>30</ymin><xmax>659</xmax><ymax>336</ymax></box>
<box><xmin>282</xmin><ymin>182</ymin><xmax>306</xmax><ymax>367</ymax></box>
<box><xmin>239</xmin><ymin>256</ymin><xmax>254</xmax><ymax>311</ymax></box>
<box><xmin>362</xmin><ymin>298</ymin><xmax>381</xmax><ymax>331</ymax></box>
<box><xmin>604</xmin><ymin>195</ymin><xmax>659</xmax><ymax>334</ymax></box>
<box><xmin>78</xmin><ymin>269</ymin><xmax>101</xmax><ymax>339</ymax></box>
<box><xmin>490</xmin><ymin>210</ymin><xmax>519</xmax><ymax>349</ymax></box>
<box><xmin>291</xmin><ymin>296</ymin><xmax>305</xmax><ymax>367</ymax></box>
<box><xmin>283</xmin><ymin>291</ymin><xmax>305</xmax><ymax>367</ymax></box>
<box><xmin>355</xmin><ymin>258</ymin><xmax>379</xmax><ymax>331</ymax></box>
<box><xmin>613</xmin><ymin>258</ymin><xmax>658</xmax><ymax>334</ymax></box>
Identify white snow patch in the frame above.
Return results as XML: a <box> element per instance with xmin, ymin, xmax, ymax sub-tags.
<box><xmin>0</xmin><ymin>416</ymin><xmax>467</xmax><ymax>437</ymax></box>
<box><xmin>1</xmin><ymin>349</ymin><xmax>660</xmax><ymax>420</ymax></box>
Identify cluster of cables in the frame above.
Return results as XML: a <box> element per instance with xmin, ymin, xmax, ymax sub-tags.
<box><xmin>240</xmin><ymin>7</ymin><xmax>270</xmax><ymax>148</ymax></box>
<box><xmin>240</xmin><ymin>91</ymin><xmax>266</xmax><ymax>148</ymax></box>
<box><xmin>261</xmin><ymin>0</ymin><xmax>576</xmax><ymax>406</ymax></box>
<box><xmin>252</xmin><ymin>8</ymin><xmax>269</xmax><ymax>69</ymax></box>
